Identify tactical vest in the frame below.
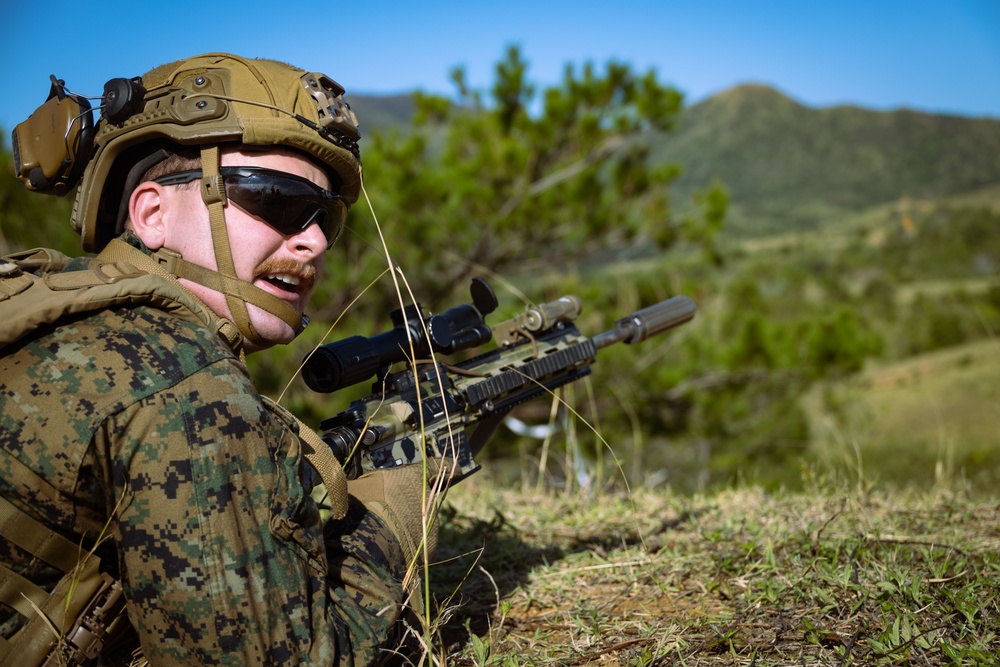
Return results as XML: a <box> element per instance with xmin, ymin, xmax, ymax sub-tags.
<box><xmin>0</xmin><ymin>239</ymin><xmax>347</xmax><ymax>666</ymax></box>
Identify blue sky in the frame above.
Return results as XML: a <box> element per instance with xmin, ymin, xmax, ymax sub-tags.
<box><xmin>2</xmin><ymin>0</ymin><xmax>998</xmax><ymax>134</ymax></box>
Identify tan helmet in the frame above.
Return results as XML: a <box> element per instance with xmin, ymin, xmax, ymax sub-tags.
<box><xmin>70</xmin><ymin>52</ymin><xmax>363</xmax><ymax>253</ymax></box>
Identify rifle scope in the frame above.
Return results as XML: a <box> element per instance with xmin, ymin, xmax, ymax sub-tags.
<box><xmin>302</xmin><ymin>278</ymin><xmax>499</xmax><ymax>393</ymax></box>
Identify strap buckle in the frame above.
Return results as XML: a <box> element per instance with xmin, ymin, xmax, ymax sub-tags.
<box><xmin>90</xmin><ymin>262</ymin><xmax>145</xmax><ymax>285</ymax></box>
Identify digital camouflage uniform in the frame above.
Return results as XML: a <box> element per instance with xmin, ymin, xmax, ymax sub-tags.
<box><xmin>0</xmin><ymin>234</ymin><xmax>409</xmax><ymax>665</ymax></box>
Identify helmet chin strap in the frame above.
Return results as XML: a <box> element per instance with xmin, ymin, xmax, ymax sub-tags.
<box><xmin>151</xmin><ymin>145</ymin><xmax>307</xmax><ymax>348</ymax></box>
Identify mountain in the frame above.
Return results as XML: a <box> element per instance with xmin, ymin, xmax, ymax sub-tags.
<box><xmin>653</xmin><ymin>84</ymin><xmax>1000</xmax><ymax>235</ymax></box>
<box><xmin>344</xmin><ymin>84</ymin><xmax>1000</xmax><ymax>237</ymax></box>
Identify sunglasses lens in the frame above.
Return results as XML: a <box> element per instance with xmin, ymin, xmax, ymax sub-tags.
<box><xmin>223</xmin><ymin>170</ymin><xmax>347</xmax><ymax>248</ymax></box>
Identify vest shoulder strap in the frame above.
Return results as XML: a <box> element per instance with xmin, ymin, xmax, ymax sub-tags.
<box><xmin>0</xmin><ymin>239</ymin><xmax>242</xmax><ymax>352</ymax></box>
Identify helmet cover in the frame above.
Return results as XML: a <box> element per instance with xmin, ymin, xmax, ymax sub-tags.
<box><xmin>71</xmin><ymin>53</ymin><xmax>362</xmax><ymax>252</ymax></box>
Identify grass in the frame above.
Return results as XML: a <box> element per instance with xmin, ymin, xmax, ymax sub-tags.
<box><xmin>805</xmin><ymin>338</ymin><xmax>1000</xmax><ymax>495</ymax></box>
<box><xmin>396</xmin><ymin>474</ymin><xmax>1000</xmax><ymax>666</ymax></box>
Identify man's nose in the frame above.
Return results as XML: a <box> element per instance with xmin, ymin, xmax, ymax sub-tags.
<box><xmin>290</xmin><ymin>216</ymin><xmax>328</xmax><ymax>255</ymax></box>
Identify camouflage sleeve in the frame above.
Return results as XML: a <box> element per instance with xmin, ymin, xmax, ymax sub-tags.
<box><xmin>103</xmin><ymin>357</ymin><xmax>406</xmax><ymax>666</ymax></box>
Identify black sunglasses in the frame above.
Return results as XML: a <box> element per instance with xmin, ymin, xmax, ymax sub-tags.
<box><xmin>153</xmin><ymin>166</ymin><xmax>349</xmax><ymax>249</ymax></box>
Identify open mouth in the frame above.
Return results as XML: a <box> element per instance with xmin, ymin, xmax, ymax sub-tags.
<box><xmin>253</xmin><ymin>258</ymin><xmax>317</xmax><ymax>303</ymax></box>
<box><xmin>258</xmin><ymin>271</ymin><xmax>312</xmax><ymax>300</ymax></box>
<box><xmin>262</xmin><ymin>273</ymin><xmax>303</xmax><ymax>290</ymax></box>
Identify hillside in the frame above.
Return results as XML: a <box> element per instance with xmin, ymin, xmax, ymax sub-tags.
<box><xmin>655</xmin><ymin>84</ymin><xmax>1000</xmax><ymax>235</ymax></box>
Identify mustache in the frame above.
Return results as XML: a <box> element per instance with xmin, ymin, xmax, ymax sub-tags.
<box><xmin>253</xmin><ymin>258</ymin><xmax>318</xmax><ymax>283</ymax></box>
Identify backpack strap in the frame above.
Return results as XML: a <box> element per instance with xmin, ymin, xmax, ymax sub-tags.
<box><xmin>293</xmin><ymin>414</ymin><xmax>348</xmax><ymax>521</ymax></box>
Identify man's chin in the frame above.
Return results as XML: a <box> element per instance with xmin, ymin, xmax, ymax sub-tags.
<box><xmin>244</xmin><ymin>310</ymin><xmax>299</xmax><ymax>353</ymax></box>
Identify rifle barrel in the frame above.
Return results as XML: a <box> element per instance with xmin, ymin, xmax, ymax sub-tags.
<box><xmin>591</xmin><ymin>295</ymin><xmax>696</xmax><ymax>349</ymax></box>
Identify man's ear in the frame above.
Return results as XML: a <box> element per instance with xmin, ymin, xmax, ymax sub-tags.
<box><xmin>128</xmin><ymin>182</ymin><xmax>167</xmax><ymax>250</ymax></box>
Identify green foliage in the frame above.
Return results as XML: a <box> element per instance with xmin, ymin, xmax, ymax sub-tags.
<box><xmin>878</xmin><ymin>205</ymin><xmax>1000</xmax><ymax>281</ymax></box>
<box><xmin>467</xmin><ymin>243</ymin><xmax>895</xmax><ymax>493</ymax></box>
<box><xmin>803</xmin><ymin>306</ymin><xmax>883</xmax><ymax>378</ymax></box>
<box><xmin>261</xmin><ymin>48</ymin><xmax>723</xmax><ymax>433</ymax></box>
<box><xmin>846</xmin><ymin>204</ymin><xmax>1000</xmax><ymax>357</ymax></box>
<box><xmin>326</xmin><ymin>46</ymin><xmax>688</xmax><ymax>312</ymax></box>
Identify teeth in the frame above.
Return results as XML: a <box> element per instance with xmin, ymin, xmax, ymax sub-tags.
<box><xmin>268</xmin><ymin>274</ymin><xmax>301</xmax><ymax>287</ymax></box>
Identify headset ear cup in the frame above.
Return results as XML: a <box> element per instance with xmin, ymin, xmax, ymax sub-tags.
<box><xmin>63</xmin><ymin>101</ymin><xmax>96</xmax><ymax>193</ymax></box>
<box><xmin>11</xmin><ymin>76</ymin><xmax>95</xmax><ymax>197</ymax></box>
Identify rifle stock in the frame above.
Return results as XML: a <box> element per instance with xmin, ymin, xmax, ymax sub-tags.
<box><xmin>303</xmin><ymin>278</ymin><xmax>695</xmax><ymax>485</ymax></box>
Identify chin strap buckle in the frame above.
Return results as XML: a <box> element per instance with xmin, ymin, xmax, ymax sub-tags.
<box><xmin>200</xmin><ymin>173</ymin><xmax>226</xmax><ymax>206</ymax></box>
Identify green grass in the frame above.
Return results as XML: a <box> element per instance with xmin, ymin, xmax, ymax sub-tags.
<box><xmin>806</xmin><ymin>338</ymin><xmax>1000</xmax><ymax>494</ymax></box>
<box><xmin>400</xmin><ymin>476</ymin><xmax>1000</xmax><ymax>666</ymax></box>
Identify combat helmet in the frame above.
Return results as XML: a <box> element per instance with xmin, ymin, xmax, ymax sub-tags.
<box><xmin>12</xmin><ymin>52</ymin><xmax>362</xmax><ymax>347</ymax></box>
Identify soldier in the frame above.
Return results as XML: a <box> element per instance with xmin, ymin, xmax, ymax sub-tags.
<box><xmin>0</xmin><ymin>53</ymin><xmax>442</xmax><ymax>665</ymax></box>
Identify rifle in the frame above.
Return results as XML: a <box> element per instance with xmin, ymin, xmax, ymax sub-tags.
<box><xmin>302</xmin><ymin>278</ymin><xmax>695</xmax><ymax>485</ymax></box>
